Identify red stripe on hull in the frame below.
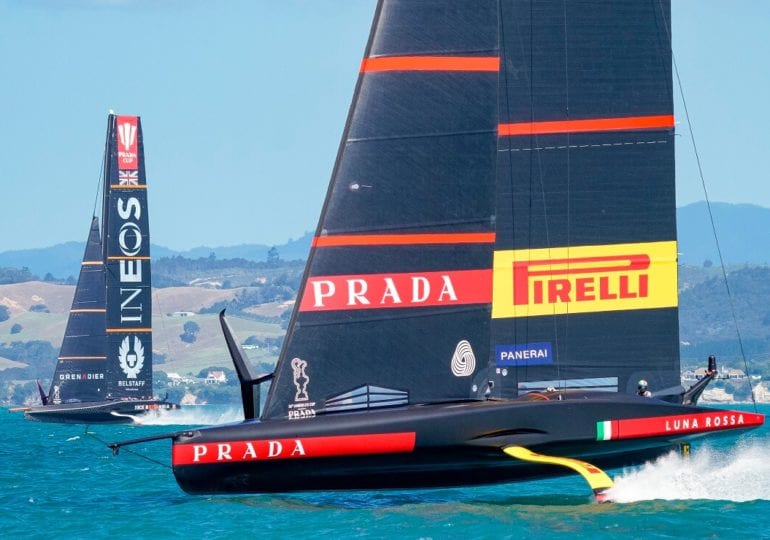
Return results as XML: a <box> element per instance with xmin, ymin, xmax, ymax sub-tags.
<box><xmin>173</xmin><ymin>432</ymin><xmax>416</xmax><ymax>466</ymax></box>
<box><xmin>498</xmin><ymin>114</ymin><xmax>674</xmax><ymax>137</ymax></box>
<box><xmin>611</xmin><ymin>410</ymin><xmax>764</xmax><ymax>440</ymax></box>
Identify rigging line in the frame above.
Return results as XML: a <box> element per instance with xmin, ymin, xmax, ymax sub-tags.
<box><xmin>83</xmin><ymin>425</ymin><xmax>172</xmax><ymax>470</ymax></box>
<box><xmin>91</xmin><ymin>127</ymin><xmax>107</xmax><ymax>219</ymax></box>
<box><xmin>656</xmin><ymin>0</ymin><xmax>757</xmax><ymax>410</ymax></box>
<box><xmin>524</xmin><ymin>1</ymin><xmax>559</xmax><ymax>388</ymax></box>
<box><xmin>555</xmin><ymin>0</ymin><xmax>572</xmax><ymax>387</ymax></box>
<box><xmin>152</xmin><ymin>287</ymin><xmax>174</xmax><ymax>374</ymax></box>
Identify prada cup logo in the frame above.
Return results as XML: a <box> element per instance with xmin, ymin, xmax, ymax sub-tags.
<box><xmin>119</xmin><ymin>336</ymin><xmax>145</xmax><ymax>379</ymax></box>
<box><xmin>451</xmin><ymin>340</ymin><xmax>476</xmax><ymax>377</ymax></box>
<box><xmin>118</xmin><ymin>122</ymin><xmax>137</xmax><ymax>151</ymax></box>
<box><xmin>291</xmin><ymin>357</ymin><xmax>309</xmax><ymax>401</ymax></box>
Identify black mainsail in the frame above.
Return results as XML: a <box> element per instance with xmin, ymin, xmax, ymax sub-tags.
<box><xmin>25</xmin><ymin>114</ymin><xmax>177</xmax><ymax>424</ymax></box>
<box><xmin>104</xmin><ymin>114</ymin><xmax>154</xmax><ymax>401</ymax></box>
<box><xmin>112</xmin><ymin>1</ymin><xmax>762</xmax><ymax>497</ymax></box>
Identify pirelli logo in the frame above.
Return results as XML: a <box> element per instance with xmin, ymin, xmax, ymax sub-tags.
<box><xmin>492</xmin><ymin>241</ymin><xmax>677</xmax><ymax>318</ymax></box>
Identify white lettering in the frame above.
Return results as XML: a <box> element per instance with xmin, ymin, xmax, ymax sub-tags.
<box><xmin>380</xmin><ymin>277</ymin><xmax>402</xmax><ymax>304</ymax></box>
<box><xmin>119</xmin><ymin>260</ymin><xmax>142</xmax><ymax>283</ymax></box>
<box><xmin>217</xmin><ymin>443</ymin><xmax>232</xmax><ymax>461</ymax></box>
<box><xmin>242</xmin><ymin>442</ymin><xmax>257</xmax><ymax>459</ymax></box>
<box><xmin>312</xmin><ymin>280</ymin><xmax>335</xmax><ymax>307</ymax></box>
<box><xmin>120</xmin><ymin>288</ymin><xmax>143</xmax><ymax>323</ymax></box>
<box><xmin>437</xmin><ymin>275</ymin><xmax>458</xmax><ymax>302</ymax></box>
<box><xmin>291</xmin><ymin>440</ymin><xmax>306</xmax><ymax>456</ymax></box>
<box><xmin>117</xmin><ymin>197</ymin><xmax>141</xmax><ymax>220</ymax></box>
<box><xmin>268</xmin><ymin>441</ymin><xmax>283</xmax><ymax>457</ymax></box>
<box><xmin>412</xmin><ymin>277</ymin><xmax>430</xmax><ymax>302</ymax></box>
<box><xmin>118</xmin><ymin>222</ymin><xmax>142</xmax><ymax>256</ymax></box>
<box><xmin>347</xmin><ymin>279</ymin><xmax>370</xmax><ymax>305</ymax></box>
<box><xmin>193</xmin><ymin>445</ymin><xmax>207</xmax><ymax>462</ymax></box>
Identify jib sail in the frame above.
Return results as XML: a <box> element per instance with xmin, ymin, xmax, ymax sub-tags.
<box><xmin>48</xmin><ymin>217</ymin><xmax>107</xmax><ymax>404</ymax></box>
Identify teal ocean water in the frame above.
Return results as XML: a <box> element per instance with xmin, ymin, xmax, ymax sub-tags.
<box><xmin>3</xmin><ymin>404</ymin><xmax>769</xmax><ymax>539</ymax></box>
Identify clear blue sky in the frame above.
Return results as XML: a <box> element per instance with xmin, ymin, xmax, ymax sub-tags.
<box><xmin>0</xmin><ymin>0</ymin><xmax>768</xmax><ymax>252</ymax></box>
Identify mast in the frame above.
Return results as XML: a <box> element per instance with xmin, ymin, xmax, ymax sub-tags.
<box><xmin>103</xmin><ymin>114</ymin><xmax>153</xmax><ymax>400</ymax></box>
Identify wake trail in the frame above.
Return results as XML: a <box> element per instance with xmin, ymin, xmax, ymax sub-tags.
<box><xmin>607</xmin><ymin>441</ymin><xmax>770</xmax><ymax>503</ymax></box>
<box><xmin>135</xmin><ymin>406</ymin><xmax>243</xmax><ymax>426</ymax></box>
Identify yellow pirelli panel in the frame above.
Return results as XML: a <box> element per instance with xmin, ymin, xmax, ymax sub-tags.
<box><xmin>492</xmin><ymin>240</ymin><xmax>677</xmax><ymax>319</ymax></box>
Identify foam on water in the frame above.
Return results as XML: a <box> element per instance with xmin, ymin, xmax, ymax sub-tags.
<box><xmin>136</xmin><ymin>406</ymin><xmax>244</xmax><ymax>426</ymax></box>
<box><xmin>607</xmin><ymin>441</ymin><xmax>770</xmax><ymax>503</ymax></box>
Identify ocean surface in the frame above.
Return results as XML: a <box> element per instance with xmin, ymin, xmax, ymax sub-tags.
<box><xmin>3</xmin><ymin>404</ymin><xmax>770</xmax><ymax>539</ymax></box>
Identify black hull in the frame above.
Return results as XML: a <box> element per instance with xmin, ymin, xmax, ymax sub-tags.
<box><xmin>24</xmin><ymin>399</ymin><xmax>179</xmax><ymax>424</ymax></box>
<box><xmin>171</xmin><ymin>395</ymin><xmax>763</xmax><ymax>494</ymax></box>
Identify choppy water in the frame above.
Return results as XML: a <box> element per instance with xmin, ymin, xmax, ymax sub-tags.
<box><xmin>3</xmin><ymin>405</ymin><xmax>769</xmax><ymax>539</ymax></box>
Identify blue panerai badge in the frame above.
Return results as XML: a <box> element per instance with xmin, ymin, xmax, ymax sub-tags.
<box><xmin>496</xmin><ymin>342</ymin><xmax>553</xmax><ymax>367</ymax></box>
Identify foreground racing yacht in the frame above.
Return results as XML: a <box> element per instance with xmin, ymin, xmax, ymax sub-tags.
<box><xmin>112</xmin><ymin>1</ymin><xmax>763</xmax><ymax>497</ymax></box>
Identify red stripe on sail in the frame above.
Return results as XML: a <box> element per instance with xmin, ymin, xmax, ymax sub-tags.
<box><xmin>173</xmin><ymin>432</ymin><xmax>416</xmax><ymax>466</ymax></box>
<box><xmin>498</xmin><ymin>114</ymin><xmax>674</xmax><ymax>137</ymax></box>
<box><xmin>361</xmin><ymin>56</ymin><xmax>499</xmax><ymax>72</ymax></box>
<box><xmin>313</xmin><ymin>232</ymin><xmax>496</xmax><ymax>248</ymax></box>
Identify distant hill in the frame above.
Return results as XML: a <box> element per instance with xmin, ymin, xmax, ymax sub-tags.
<box><xmin>0</xmin><ymin>232</ymin><xmax>313</xmax><ymax>280</ymax></box>
<box><xmin>4</xmin><ymin>202</ymin><xmax>770</xmax><ymax>278</ymax></box>
<box><xmin>677</xmin><ymin>202</ymin><xmax>770</xmax><ymax>266</ymax></box>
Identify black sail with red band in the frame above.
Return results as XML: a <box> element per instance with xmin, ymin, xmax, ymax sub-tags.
<box><xmin>264</xmin><ymin>0</ymin><xmax>678</xmax><ymax>420</ymax></box>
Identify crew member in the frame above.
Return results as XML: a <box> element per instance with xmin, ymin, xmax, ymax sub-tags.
<box><xmin>637</xmin><ymin>379</ymin><xmax>652</xmax><ymax>398</ymax></box>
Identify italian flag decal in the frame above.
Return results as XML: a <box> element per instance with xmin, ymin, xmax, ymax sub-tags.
<box><xmin>596</xmin><ymin>420</ymin><xmax>613</xmax><ymax>441</ymax></box>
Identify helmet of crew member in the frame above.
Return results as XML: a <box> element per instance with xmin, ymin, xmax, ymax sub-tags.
<box><xmin>638</xmin><ymin>379</ymin><xmax>648</xmax><ymax>390</ymax></box>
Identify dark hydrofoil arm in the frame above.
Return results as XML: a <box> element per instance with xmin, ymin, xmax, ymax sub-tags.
<box><xmin>108</xmin><ymin>431</ymin><xmax>184</xmax><ymax>455</ymax></box>
<box><xmin>219</xmin><ymin>310</ymin><xmax>273</xmax><ymax>420</ymax></box>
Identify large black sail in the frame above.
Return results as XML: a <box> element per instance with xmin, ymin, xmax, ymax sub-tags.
<box><xmin>48</xmin><ymin>217</ymin><xmax>107</xmax><ymax>404</ymax></box>
<box><xmin>263</xmin><ymin>1</ymin><xmax>500</xmax><ymax>419</ymax></box>
<box><xmin>490</xmin><ymin>0</ymin><xmax>678</xmax><ymax>397</ymax></box>
<box><xmin>264</xmin><ymin>0</ymin><xmax>678</xmax><ymax>419</ymax></box>
<box><xmin>103</xmin><ymin>115</ymin><xmax>153</xmax><ymax>400</ymax></box>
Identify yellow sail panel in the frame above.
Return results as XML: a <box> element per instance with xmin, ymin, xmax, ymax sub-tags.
<box><xmin>492</xmin><ymin>240</ymin><xmax>677</xmax><ymax>318</ymax></box>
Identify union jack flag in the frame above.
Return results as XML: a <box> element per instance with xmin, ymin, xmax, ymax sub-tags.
<box><xmin>118</xmin><ymin>170</ymin><xmax>139</xmax><ymax>186</ymax></box>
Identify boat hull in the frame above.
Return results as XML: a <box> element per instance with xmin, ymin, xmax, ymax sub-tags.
<box><xmin>24</xmin><ymin>399</ymin><xmax>179</xmax><ymax>424</ymax></box>
<box><xmin>171</xmin><ymin>395</ymin><xmax>763</xmax><ymax>494</ymax></box>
